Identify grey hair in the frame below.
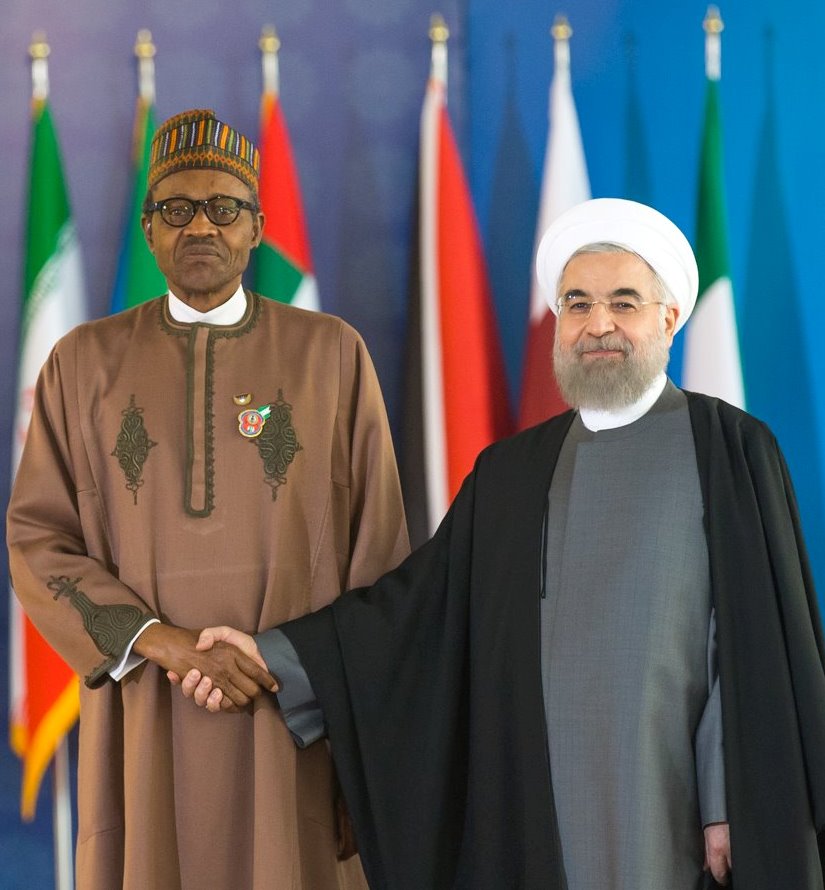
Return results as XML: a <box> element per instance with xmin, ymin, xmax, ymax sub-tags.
<box><xmin>558</xmin><ymin>242</ymin><xmax>676</xmax><ymax>309</ymax></box>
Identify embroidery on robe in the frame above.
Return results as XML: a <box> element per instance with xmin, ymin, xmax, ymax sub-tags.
<box><xmin>111</xmin><ymin>395</ymin><xmax>157</xmax><ymax>505</ymax></box>
<box><xmin>160</xmin><ymin>294</ymin><xmax>263</xmax><ymax>518</ymax></box>
<box><xmin>47</xmin><ymin>575</ymin><xmax>155</xmax><ymax>686</ymax></box>
<box><xmin>252</xmin><ymin>390</ymin><xmax>302</xmax><ymax>499</ymax></box>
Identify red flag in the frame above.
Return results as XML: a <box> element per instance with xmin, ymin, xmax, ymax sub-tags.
<box><xmin>254</xmin><ymin>91</ymin><xmax>319</xmax><ymax>309</ymax></box>
<box><xmin>402</xmin><ymin>35</ymin><xmax>512</xmax><ymax>544</ymax></box>
<box><xmin>519</xmin><ymin>18</ymin><xmax>590</xmax><ymax>429</ymax></box>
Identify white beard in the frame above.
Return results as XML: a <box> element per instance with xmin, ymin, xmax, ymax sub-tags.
<box><xmin>553</xmin><ymin>326</ymin><xmax>671</xmax><ymax>412</ymax></box>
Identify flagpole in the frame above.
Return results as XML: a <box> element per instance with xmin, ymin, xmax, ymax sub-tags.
<box><xmin>52</xmin><ymin>740</ymin><xmax>73</xmax><ymax>890</ymax></box>
<box><xmin>259</xmin><ymin>24</ymin><xmax>280</xmax><ymax>98</ymax></box>
<box><xmin>704</xmin><ymin>5</ymin><xmax>723</xmax><ymax>81</ymax></box>
<box><xmin>429</xmin><ymin>14</ymin><xmax>448</xmax><ymax>90</ymax></box>
<box><xmin>420</xmin><ymin>14</ymin><xmax>450</xmax><ymax>530</ymax></box>
<box><xmin>551</xmin><ymin>14</ymin><xmax>572</xmax><ymax>83</ymax></box>
<box><xmin>31</xmin><ymin>33</ymin><xmax>76</xmax><ymax>890</ymax></box>
<box><xmin>135</xmin><ymin>29</ymin><xmax>157</xmax><ymax>106</ymax></box>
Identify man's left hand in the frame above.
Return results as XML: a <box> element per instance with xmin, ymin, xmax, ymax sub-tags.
<box><xmin>703</xmin><ymin>822</ymin><xmax>731</xmax><ymax>885</ymax></box>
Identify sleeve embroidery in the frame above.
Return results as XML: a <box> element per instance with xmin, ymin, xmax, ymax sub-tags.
<box><xmin>47</xmin><ymin>575</ymin><xmax>156</xmax><ymax>687</ymax></box>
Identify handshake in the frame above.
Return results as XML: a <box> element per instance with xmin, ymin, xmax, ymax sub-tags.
<box><xmin>134</xmin><ymin>623</ymin><xmax>277</xmax><ymax>712</ymax></box>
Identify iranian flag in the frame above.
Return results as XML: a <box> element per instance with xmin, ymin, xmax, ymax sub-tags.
<box><xmin>111</xmin><ymin>98</ymin><xmax>166</xmax><ymax>311</ymax></box>
<box><xmin>254</xmin><ymin>91</ymin><xmax>319</xmax><ymax>309</ymax></box>
<box><xmin>682</xmin><ymin>16</ymin><xmax>745</xmax><ymax>407</ymax></box>
<box><xmin>519</xmin><ymin>18</ymin><xmax>590</xmax><ymax>430</ymax></box>
<box><xmin>10</xmin><ymin>99</ymin><xmax>86</xmax><ymax>819</ymax></box>
<box><xmin>401</xmin><ymin>26</ymin><xmax>511</xmax><ymax>544</ymax></box>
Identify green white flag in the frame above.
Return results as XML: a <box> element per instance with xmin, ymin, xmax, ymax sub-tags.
<box><xmin>682</xmin><ymin>30</ymin><xmax>745</xmax><ymax>408</ymax></box>
<box><xmin>11</xmin><ymin>98</ymin><xmax>85</xmax><ymax>820</ymax></box>
<box><xmin>14</xmin><ymin>101</ymin><xmax>87</xmax><ymax>467</ymax></box>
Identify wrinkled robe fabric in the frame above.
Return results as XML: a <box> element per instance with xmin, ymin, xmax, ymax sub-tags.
<box><xmin>7</xmin><ymin>293</ymin><xmax>409</xmax><ymax>890</ymax></box>
<box><xmin>277</xmin><ymin>390</ymin><xmax>825</xmax><ymax>890</ymax></box>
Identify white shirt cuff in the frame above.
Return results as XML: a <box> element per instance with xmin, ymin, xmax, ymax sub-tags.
<box><xmin>108</xmin><ymin>617</ymin><xmax>160</xmax><ymax>681</ymax></box>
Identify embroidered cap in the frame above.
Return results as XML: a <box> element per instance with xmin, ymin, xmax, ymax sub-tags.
<box><xmin>535</xmin><ymin>198</ymin><xmax>699</xmax><ymax>332</ymax></box>
<box><xmin>148</xmin><ymin>108</ymin><xmax>260</xmax><ymax>194</ymax></box>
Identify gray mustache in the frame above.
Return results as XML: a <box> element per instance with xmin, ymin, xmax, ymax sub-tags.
<box><xmin>574</xmin><ymin>335</ymin><xmax>633</xmax><ymax>357</ymax></box>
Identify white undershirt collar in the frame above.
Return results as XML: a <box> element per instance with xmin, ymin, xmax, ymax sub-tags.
<box><xmin>167</xmin><ymin>285</ymin><xmax>247</xmax><ymax>325</ymax></box>
<box><xmin>578</xmin><ymin>372</ymin><xmax>668</xmax><ymax>432</ymax></box>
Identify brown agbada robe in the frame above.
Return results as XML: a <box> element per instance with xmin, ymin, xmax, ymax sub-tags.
<box><xmin>7</xmin><ymin>292</ymin><xmax>409</xmax><ymax>890</ymax></box>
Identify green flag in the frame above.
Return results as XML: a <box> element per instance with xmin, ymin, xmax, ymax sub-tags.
<box><xmin>111</xmin><ymin>100</ymin><xmax>165</xmax><ymax>311</ymax></box>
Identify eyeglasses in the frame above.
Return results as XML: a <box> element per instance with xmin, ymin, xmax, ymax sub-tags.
<box><xmin>144</xmin><ymin>195</ymin><xmax>259</xmax><ymax>228</ymax></box>
<box><xmin>556</xmin><ymin>295</ymin><xmax>664</xmax><ymax>318</ymax></box>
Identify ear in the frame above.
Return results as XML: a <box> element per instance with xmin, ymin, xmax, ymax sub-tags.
<box><xmin>142</xmin><ymin>214</ymin><xmax>154</xmax><ymax>251</ymax></box>
<box><xmin>663</xmin><ymin>303</ymin><xmax>680</xmax><ymax>342</ymax></box>
<box><xmin>250</xmin><ymin>210</ymin><xmax>266</xmax><ymax>248</ymax></box>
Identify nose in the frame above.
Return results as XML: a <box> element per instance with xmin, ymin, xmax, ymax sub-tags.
<box><xmin>184</xmin><ymin>204</ymin><xmax>217</xmax><ymax>234</ymax></box>
<box><xmin>583</xmin><ymin>301</ymin><xmax>616</xmax><ymax>336</ymax></box>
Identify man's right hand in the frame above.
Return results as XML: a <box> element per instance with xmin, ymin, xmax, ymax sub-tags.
<box><xmin>134</xmin><ymin>623</ymin><xmax>278</xmax><ymax>708</ymax></box>
<box><xmin>170</xmin><ymin>626</ymin><xmax>269</xmax><ymax>712</ymax></box>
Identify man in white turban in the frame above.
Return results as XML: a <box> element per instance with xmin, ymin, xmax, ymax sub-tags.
<box><xmin>179</xmin><ymin>199</ymin><xmax>825</xmax><ymax>890</ymax></box>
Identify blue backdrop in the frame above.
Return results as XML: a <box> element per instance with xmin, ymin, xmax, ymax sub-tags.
<box><xmin>1</xmin><ymin>1</ymin><xmax>823</xmax><ymax>884</ymax></box>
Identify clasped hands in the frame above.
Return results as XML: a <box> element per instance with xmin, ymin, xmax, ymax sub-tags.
<box><xmin>135</xmin><ymin>623</ymin><xmax>276</xmax><ymax>711</ymax></box>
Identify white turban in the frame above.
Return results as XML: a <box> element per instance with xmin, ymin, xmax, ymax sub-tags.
<box><xmin>535</xmin><ymin>198</ymin><xmax>699</xmax><ymax>333</ymax></box>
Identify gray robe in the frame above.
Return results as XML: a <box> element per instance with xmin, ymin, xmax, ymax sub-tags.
<box><xmin>541</xmin><ymin>384</ymin><xmax>720</xmax><ymax>887</ymax></box>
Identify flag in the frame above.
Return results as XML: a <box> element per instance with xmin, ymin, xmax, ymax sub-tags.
<box><xmin>623</xmin><ymin>33</ymin><xmax>654</xmax><ymax>206</ymax></box>
<box><xmin>741</xmin><ymin>47</ymin><xmax>825</xmax><ymax>591</ymax></box>
<box><xmin>110</xmin><ymin>99</ymin><xmax>166</xmax><ymax>312</ymax></box>
<box><xmin>519</xmin><ymin>19</ymin><xmax>590</xmax><ymax>430</ymax></box>
<box><xmin>402</xmin><ymin>32</ymin><xmax>512</xmax><ymax>546</ymax></box>
<box><xmin>10</xmin><ymin>100</ymin><xmax>86</xmax><ymax>820</ymax></box>
<box><xmin>681</xmin><ymin>16</ymin><xmax>745</xmax><ymax>407</ymax></box>
<box><xmin>254</xmin><ymin>91</ymin><xmax>319</xmax><ymax>309</ymax></box>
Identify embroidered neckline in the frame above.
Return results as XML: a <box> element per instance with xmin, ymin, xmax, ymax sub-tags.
<box><xmin>158</xmin><ymin>290</ymin><xmax>262</xmax><ymax>338</ymax></box>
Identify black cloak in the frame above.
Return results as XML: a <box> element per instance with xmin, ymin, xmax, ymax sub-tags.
<box><xmin>278</xmin><ymin>392</ymin><xmax>825</xmax><ymax>889</ymax></box>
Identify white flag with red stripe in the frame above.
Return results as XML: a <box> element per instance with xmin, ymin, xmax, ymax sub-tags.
<box><xmin>519</xmin><ymin>19</ymin><xmax>590</xmax><ymax>429</ymax></box>
<box><xmin>401</xmin><ymin>24</ymin><xmax>511</xmax><ymax>545</ymax></box>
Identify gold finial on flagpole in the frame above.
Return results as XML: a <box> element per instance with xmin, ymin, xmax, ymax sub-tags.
<box><xmin>260</xmin><ymin>24</ymin><xmax>281</xmax><ymax>97</ymax></box>
<box><xmin>703</xmin><ymin>5</ymin><xmax>723</xmax><ymax>81</ymax></box>
<box><xmin>429</xmin><ymin>13</ymin><xmax>449</xmax><ymax>45</ymax></box>
<box><xmin>551</xmin><ymin>13</ymin><xmax>572</xmax><ymax>42</ymax></box>
<box><xmin>259</xmin><ymin>24</ymin><xmax>281</xmax><ymax>55</ymax></box>
<box><xmin>703</xmin><ymin>6</ymin><xmax>724</xmax><ymax>35</ymax></box>
<box><xmin>134</xmin><ymin>29</ymin><xmax>156</xmax><ymax>60</ymax></box>
<box><xmin>29</xmin><ymin>31</ymin><xmax>50</xmax><ymax>102</ymax></box>
<box><xmin>29</xmin><ymin>31</ymin><xmax>49</xmax><ymax>60</ymax></box>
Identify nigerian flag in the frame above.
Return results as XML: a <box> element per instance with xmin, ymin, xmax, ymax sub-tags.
<box><xmin>111</xmin><ymin>99</ymin><xmax>165</xmax><ymax>311</ymax></box>
<box><xmin>254</xmin><ymin>91</ymin><xmax>318</xmax><ymax>309</ymax></box>
<box><xmin>10</xmin><ymin>98</ymin><xmax>85</xmax><ymax>819</ymax></box>
<box><xmin>682</xmin><ymin>18</ymin><xmax>745</xmax><ymax>408</ymax></box>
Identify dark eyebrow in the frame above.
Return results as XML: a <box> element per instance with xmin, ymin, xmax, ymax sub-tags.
<box><xmin>158</xmin><ymin>193</ymin><xmax>248</xmax><ymax>202</ymax></box>
<box><xmin>560</xmin><ymin>287</ymin><xmax>643</xmax><ymax>300</ymax></box>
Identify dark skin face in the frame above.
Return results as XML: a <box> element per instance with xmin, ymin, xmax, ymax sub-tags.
<box><xmin>142</xmin><ymin>168</ymin><xmax>265</xmax><ymax>312</ymax></box>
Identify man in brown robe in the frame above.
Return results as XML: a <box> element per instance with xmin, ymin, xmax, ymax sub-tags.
<box><xmin>6</xmin><ymin>108</ymin><xmax>408</xmax><ymax>889</ymax></box>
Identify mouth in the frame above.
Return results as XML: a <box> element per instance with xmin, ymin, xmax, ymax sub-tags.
<box><xmin>182</xmin><ymin>247</ymin><xmax>220</xmax><ymax>258</ymax></box>
<box><xmin>580</xmin><ymin>349</ymin><xmax>625</xmax><ymax>360</ymax></box>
